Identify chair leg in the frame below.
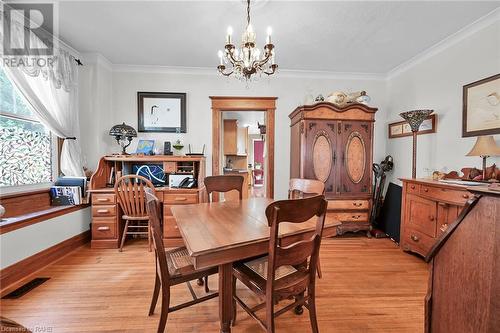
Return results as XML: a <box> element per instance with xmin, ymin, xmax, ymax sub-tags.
<box><xmin>157</xmin><ymin>288</ymin><xmax>170</xmax><ymax>333</ymax></box>
<box><xmin>294</xmin><ymin>291</ymin><xmax>304</xmax><ymax>315</ymax></box>
<box><xmin>231</xmin><ymin>276</ymin><xmax>237</xmax><ymax>326</ymax></box>
<box><xmin>266</xmin><ymin>296</ymin><xmax>275</xmax><ymax>333</ymax></box>
<box><xmin>149</xmin><ymin>272</ymin><xmax>161</xmax><ymax>316</ymax></box>
<box><xmin>204</xmin><ymin>275</ymin><xmax>209</xmax><ymax>293</ymax></box>
<box><xmin>316</xmin><ymin>258</ymin><xmax>322</xmax><ymax>279</ymax></box>
<box><xmin>308</xmin><ymin>287</ymin><xmax>319</xmax><ymax>333</ymax></box>
<box><xmin>119</xmin><ymin>220</ymin><xmax>130</xmax><ymax>252</ymax></box>
<box><xmin>148</xmin><ymin>222</ymin><xmax>152</xmax><ymax>252</ymax></box>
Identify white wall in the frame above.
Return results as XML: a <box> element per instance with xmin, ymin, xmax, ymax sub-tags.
<box><xmin>0</xmin><ymin>208</ymin><xmax>91</xmax><ymax>269</ymax></box>
<box><xmin>107</xmin><ymin>70</ymin><xmax>387</xmax><ymax>199</ymax></box>
<box><xmin>385</xmin><ymin>19</ymin><xmax>500</xmax><ymax>184</ymax></box>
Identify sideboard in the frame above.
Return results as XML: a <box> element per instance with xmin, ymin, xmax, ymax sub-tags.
<box><xmin>88</xmin><ymin>155</ymin><xmax>206</xmax><ymax>248</ymax></box>
<box><xmin>400</xmin><ymin>178</ymin><xmax>474</xmax><ymax>257</ymax></box>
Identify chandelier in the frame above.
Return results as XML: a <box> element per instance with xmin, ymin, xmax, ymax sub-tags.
<box><xmin>217</xmin><ymin>0</ymin><xmax>277</xmax><ymax>80</ymax></box>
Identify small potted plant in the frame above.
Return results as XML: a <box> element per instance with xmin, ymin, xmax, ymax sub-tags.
<box><xmin>172</xmin><ymin>139</ymin><xmax>184</xmax><ymax>156</ymax></box>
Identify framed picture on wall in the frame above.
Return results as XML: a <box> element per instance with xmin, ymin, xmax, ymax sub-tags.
<box><xmin>462</xmin><ymin>73</ymin><xmax>500</xmax><ymax>137</ymax></box>
<box><xmin>388</xmin><ymin>114</ymin><xmax>437</xmax><ymax>139</ymax></box>
<box><xmin>138</xmin><ymin>92</ymin><xmax>186</xmax><ymax>132</ymax></box>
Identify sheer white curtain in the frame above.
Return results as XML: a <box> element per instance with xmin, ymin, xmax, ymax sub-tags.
<box><xmin>1</xmin><ymin>12</ymin><xmax>84</xmax><ymax>177</ymax></box>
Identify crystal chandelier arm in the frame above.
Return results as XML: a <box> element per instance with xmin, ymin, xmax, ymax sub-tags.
<box><xmin>226</xmin><ymin>47</ymin><xmax>245</xmax><ymax>68</ymax></box>
<box><xmin>217</xmin><ymin>64</ymin><xmax>234</xmax><ymax>76</ymax></box>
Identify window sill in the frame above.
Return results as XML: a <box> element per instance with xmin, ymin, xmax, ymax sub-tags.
<box><xmin>0</xmin><ymin>205</ymin><xmax>90</xmax><ymax>235</ymax></box>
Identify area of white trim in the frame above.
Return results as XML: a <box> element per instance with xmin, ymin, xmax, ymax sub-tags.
<box><xmin>81</xmin><ymin>52</ymin><xmax>113</xmax><ymax>71</ymax></box>
<box><xmin>387</xmin><ymin>7</ymin><xmax>500</xmax><ymax>80</ymax></box>
<box><xmin>112</xmin><ymin>63</ymin><xmax>387</xmax><ymax>80</ymax></box>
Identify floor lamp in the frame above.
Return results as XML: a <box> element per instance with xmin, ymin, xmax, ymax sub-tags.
<box><xmin>399</xmin><ymin>110</ymin><xmax>434</xmax><ymax>178</ymax></box>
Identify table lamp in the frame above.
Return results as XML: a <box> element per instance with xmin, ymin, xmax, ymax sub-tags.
<box><xmin>399</xmin><ymin>109</ymin><xmax>434</xmax><ymax>178</ymax></box>
<box><xmin>466</xmin><ymin>135</ymin><xmax>500</xmax><ymax>180</ymax></box>
<box><xmin>109</xmin><ymin>122</ymin><xmax>137</xmax><ymax>155</ymax></box>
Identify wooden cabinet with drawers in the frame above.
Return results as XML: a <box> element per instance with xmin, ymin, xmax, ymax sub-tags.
<box><xmin>400</xmin><ymin>178</ymin><xmax>471</xmax><ymax>257</ymax></box>
<box><xmin>89</xmin><ymin>155</ymin><xmax>206</xmax><ymax>249</ymax></box>
<box><xmin>289</xmin><ymin>102</ymin><xmax>377</xmax><ymax>236</ymax></box>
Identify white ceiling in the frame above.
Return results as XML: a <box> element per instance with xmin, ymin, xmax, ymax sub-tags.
<box><xmin>58</xmin><ymin>1</ymin><xmax>499</xmax><ymax>74</ymax></box>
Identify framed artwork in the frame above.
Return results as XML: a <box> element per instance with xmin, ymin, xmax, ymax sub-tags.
<box><xmin>388</xmin><ymin>114</ymin><xmax>437</xmax><ymax>139</ymax></box>
<box><xmin>138</xmin><ymin>92</ymin><xmax>186</xmax><ymax>132</ymax></box>
<box><xmin>135</xmin><ymin>139</ymin><xmax>155</xmax><ymax>154</ymax></box>
<box><xmin>462</xmin><ymin>73</ymin><xmax>500</xmax><ymax>137</ymax></box>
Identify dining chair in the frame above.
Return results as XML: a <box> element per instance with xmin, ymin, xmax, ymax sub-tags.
<box><xmin>201</xmin><ymin>175</ymin><xmax>245</xmax><ymax>288</ymax></box>
<box><xmin>145</xmin><ymin>189</ymin><xmax>219</xmax><ymax>333</ymax></box>
<box><xmin>288</xmin><ymin>178</ymin><xmax>325</xmax><ymax>278</ymax></box>
<box><xmin>205</xmin><ymin>175</ymin><xmax>244</xmax><ymax>202</ymax></box>
<box><xmin>232</xmin><ymin>195</ymin><xmax>328</xmax><ymax>333</ymax></box>
<box><xmin>114</xmin><ymin>175</ymin><xmax>156</xmax><ymax>252</ymax></box>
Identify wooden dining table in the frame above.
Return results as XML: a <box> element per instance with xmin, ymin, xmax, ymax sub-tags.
<box><xmin>171</xmin><ymin>197</ymin><xmax>340</xmax><ymax>333</ymax></box>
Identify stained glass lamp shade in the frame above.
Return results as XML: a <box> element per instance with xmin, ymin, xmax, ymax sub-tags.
<box><xmin>109</xmin><ymin>122</ymin><xmax>137</xmax><ymax>154</ymax></box>
<box><xmin>399</xmin><ymin>109</ymin><xmax>434</xmax><ymax>178</ymax></box>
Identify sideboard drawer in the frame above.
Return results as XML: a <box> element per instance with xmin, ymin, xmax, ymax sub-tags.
<box><xmin>163</xmin><ymin>216</ymin><xmax>181</xmax><ymax>238</ymax></box>
<box><xmin>93</xmin><ymin>193</ymin><xmax>116</xmax><ymax>205</ymax></box>
<box><xmin>164</xmin><ymin>193</ymin><xmax>198</xmax><ymax>205</ymax></box>
<box><xmin>421</xmin><ymin>185</ymin><xmax>470</xmax><ymax>205</ymax></box>
<box><xmin>92</xmin><ymin>218</ymin><xmax>117</xmax><ymax>239</ymax></box>
<box><xmin>328</xmin><ymin>212</ymin><xmax>369</xmax><ymax>222</ymax></box>
<box><xmin>406</xmin><ymin>183</ymin><xmax>420</xmax><ymax>195</ymax></box>
<box><xmin>402</xmin><ymin>227</ymin><xmax>434</xmax><ymax>257</ymax></box>
<box><xmin>328</xmin><ymin>200</ymin><xmax>369</xmax><ymax>211</ymax></box>
<box><xmin>92</xmin><ymin>205</ymin><xmax>116</xmax><ymax>217</ymax></box>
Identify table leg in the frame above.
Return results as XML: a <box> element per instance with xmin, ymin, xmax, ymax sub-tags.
<box><xmin>219</xmin><ymin>262</ymin><xmax>233</xmax><ymax>333</ymax></box>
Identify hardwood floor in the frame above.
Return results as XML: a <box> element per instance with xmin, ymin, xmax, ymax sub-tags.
<box><xmin>0</xmin><ymin>238</ymin><xmax>428</xmax><ymax>332</ymax></box>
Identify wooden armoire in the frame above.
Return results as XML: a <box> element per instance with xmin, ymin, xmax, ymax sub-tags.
<box><xmin>289</xmin><ymin>102</ymin><xmax>377</xmax><ymax>236</ymax></box>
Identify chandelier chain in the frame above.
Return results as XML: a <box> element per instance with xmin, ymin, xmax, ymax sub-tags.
<box><xmin>246</xmin><ymin>0</ymin><xmax>251</xmax><ymax>26</ymax></box>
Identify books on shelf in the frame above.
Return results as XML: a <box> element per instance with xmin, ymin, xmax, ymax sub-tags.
<box><xmin>50</xmin><ymin>186</ymin><xmax>82</xmax><ymax>206</ymax></box>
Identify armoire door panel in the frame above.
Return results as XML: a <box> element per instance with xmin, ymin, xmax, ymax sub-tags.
<box><xmin>340</xmin><ymin>121</ymin><xmax>372</xmax><ymax>195</ymax></box>
<box><xmin>304</xmin><ymin>121</ymin><xmax>336</xmax><ymax>194</ymax></box>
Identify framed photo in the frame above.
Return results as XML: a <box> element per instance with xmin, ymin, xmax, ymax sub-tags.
<box><xmin>462</xmin><ymin>73</ymin><xmax>500</xmax><ymax>137</ymax></box>
<box><xmin>138</xmin><ymin>92</ymin><xmax>186</xmax><ymax>132</ymax></box>
<box><xmin>136</xmin><ymin>139</ymin><xmax>155</xmax><ymax>155</ymax></box>
<box><xmin>388</xmin><ymin>114</ymin><xmax>437</xmax><ymax>139</ymax></box>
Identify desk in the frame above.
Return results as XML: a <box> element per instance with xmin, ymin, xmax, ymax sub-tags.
<box><xmin>172</xmin><ymin>198</ymin><xmax>340</xmax><ymax>333</ymax></box>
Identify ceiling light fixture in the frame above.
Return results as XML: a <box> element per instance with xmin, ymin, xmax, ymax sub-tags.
<box><xmin>217</xmin><ymin>0</ymin><xmax>277</xmax><ymax>81</ymax></box>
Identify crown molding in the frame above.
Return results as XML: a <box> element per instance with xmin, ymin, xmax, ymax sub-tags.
<box><xmin>112</xmin><ymin>63</ymin><xmax>386</xmax><ymax>81</ymax></box>
<box><xmin>387</xmin><ymin>7</ymin><xmax>500</xmax><ymax>80</ymax></box>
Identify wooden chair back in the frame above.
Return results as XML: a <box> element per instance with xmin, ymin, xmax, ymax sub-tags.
<box><xmin>289</xmin><ymin>178</ymin><xmax>325</xmax><ymax>199</ymax></box>
<box><xmin>114</xmin><ymin>175</ymin><xmax>155</xmax><ymax>218</ymax></box>
<box><xmin>145</xmin><ymin>189</ymin><xmax>171</xmax><ymax>286</ymax></box>
<box><xmin>204</xmin><ymin>175</ymin><xmax>244</xmax><ymax>202</ymax></box>
<box><xmin>265</xmin><ymin>195</ymin><xmax>327</xmax><ymax>289</ymax></box>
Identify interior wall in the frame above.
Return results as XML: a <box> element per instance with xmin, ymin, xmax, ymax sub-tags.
<box><xmin>385</xmin><ymin>20</ymin><xmax>500</xmax><ymax>184</ymax></box>
<box><xmin>0</xmin><ymin>208</ymin><xmax>91</xmax><ymax>269</ymax></box>
<box><xmin>106</xmin><ymin>70</ymin><xmax>387</xmax><ymax>199</ymax></box>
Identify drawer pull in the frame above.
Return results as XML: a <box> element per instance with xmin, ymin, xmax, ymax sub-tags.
<box><xmin>423</xmin><ymin>188</ymin><xmax>429</xmax><ymax>192</ymax></box>
<box><xmin>97</xmin><ymin>209</ymin><xmax>109</xmax><ymax>214</ymax></box>
<box><xmin>440</xmin><ymin>224</ymin><xmax>449</xmax><ymax>232</ymax></box>
<box><xmin>462</xmin><ymin>194</ymin><xmax>469</xmax><ymax>199</ymax></box>
<box><xmin>351</xmin><ymin>215</ymin><xmax>361</xmax><ymax>219</ymax></box>
<box><xmin>410</xmin><ymin>234</ymin><xmax>419</xmax><ymax>242</ymax></box>
<box><xmin>353</xmin><ymin>202</ymin><xmax>363</xmax><ymax>207</ymax></box>
<box><xmin>429</xmin><ymin>216</ymin><xmax>435</xmax><ymax>221</ymax></box>
<box><xmin>97</xmin><ymin>226</ymin><xmax>110</xmax><ymax>231</ymax></box>
<box><xmin>410</xmin><ymin>185</ymin><xmax>415</xmax><ymax>189</ymax></box>
<box><xmin>174</xmin><ymin>197</ymin><xmax>187</xmax><ymax>201</ymax></box>
<box><xmin>97</xmin><ymin>198</ymin><xmax>110</xmax><ymax>202</ymax></box>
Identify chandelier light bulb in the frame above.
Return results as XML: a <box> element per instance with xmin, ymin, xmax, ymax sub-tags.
<box><xmin>247</xmin><ymin>24</ymin><xmax>254</xmax><ymax>33</ymax></box>
<box><xmin>218</xmin><ymin>50</ymin><xmax>223</xmax><ymax>65</ymax></box>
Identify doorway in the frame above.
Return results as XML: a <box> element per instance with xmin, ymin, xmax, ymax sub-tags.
<box><xmin>210</xmin><ymin>96</ymin><xmax>276</xmax><ymax>199</ymax></box>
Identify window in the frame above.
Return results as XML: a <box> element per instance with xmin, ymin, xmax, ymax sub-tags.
<box><xmin>0</xmin><ymin>68</ymin><xmax>55</xmax><ymax>187</ymax></box>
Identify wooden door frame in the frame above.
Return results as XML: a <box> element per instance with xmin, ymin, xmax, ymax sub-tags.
<box><xmin>210</xmin><ymin>96</ymin><xmax>276</xmax><ymax>199</ymax></box>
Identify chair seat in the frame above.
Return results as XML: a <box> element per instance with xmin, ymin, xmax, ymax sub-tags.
<box><xmin>233</xmin><ymin>256</ymin><xmax>310</xmax><ymax>296</ymax></box>
<box><xmin>122</xmin><ymin>215</ymin><xmax>149</xmax><ymax>220</ymax></box>
<box><xmin>166</xmin><ymin>247</ymin><xmax>217</xmax><ymax>279</ymax></box>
